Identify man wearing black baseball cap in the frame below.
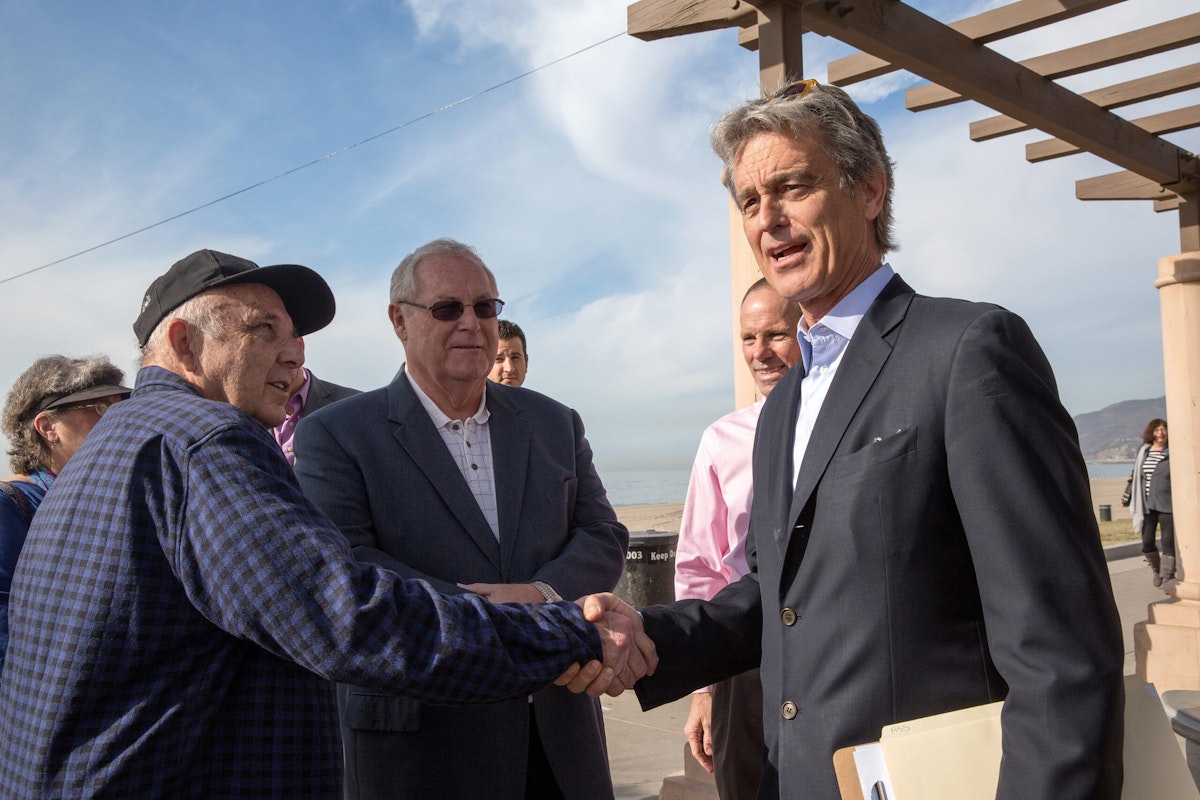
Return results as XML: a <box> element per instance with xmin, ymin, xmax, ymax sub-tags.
<box><xmin>0</xmin><ymin>248</ymin><xmax>655</xmax><ymax>798</ymax></box>
<box><xmin>132</xmin><ymin>248</ymin><xmax>337</xmax><ymax>349</ymax></box>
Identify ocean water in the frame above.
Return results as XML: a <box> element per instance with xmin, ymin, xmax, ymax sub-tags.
<box><xmin>1088</xmin><ymin>462</ymin><xmax>1133</xmax><ymax>479</ymax></box>
<box><xmin>601</xmin><ymin>469</ymin><xmax>691</xmax><ymax>507</ymax></box>
<box><xmin>602</xmin><ymin>463</ymin><xmax>1130</xmax><ymax>507</ymax></box>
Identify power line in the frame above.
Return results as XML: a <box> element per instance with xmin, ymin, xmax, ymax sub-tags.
<box><xmin>1</xmin><ymin>31</ymin><xmax>626</xmax><ymax>287</ymax></box>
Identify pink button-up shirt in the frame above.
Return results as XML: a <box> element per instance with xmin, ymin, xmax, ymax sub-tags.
<box><xmin>674</xmin><ymin>400</ymin><xmax>762</xmax><ymax>602</ymax></box>
<box><xmin>273</xmin><ymin>369</ymin><xmax>313</xmax><ymax>467</ymax></box>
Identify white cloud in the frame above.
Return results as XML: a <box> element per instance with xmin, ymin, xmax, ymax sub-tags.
<box><xmin>1</xmin><ymin>0</ymin><xmax>1193</xmax><ymax>479</ymax></box>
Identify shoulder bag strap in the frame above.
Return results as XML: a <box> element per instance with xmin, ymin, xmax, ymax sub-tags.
<box><xmin>0</xmin><ymin>480</ymin><xmax>34</xmax><ymax>526</ymax></box>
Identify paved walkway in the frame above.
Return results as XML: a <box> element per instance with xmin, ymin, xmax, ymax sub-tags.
<box><xmin>602</xmin><ymin>548</ymin><xmax>1173</xmax><ymax>800</ymax></box>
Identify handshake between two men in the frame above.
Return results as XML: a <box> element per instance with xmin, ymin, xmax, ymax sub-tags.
<box><xmin>558</xmin><ymin>593</ymin><xmax>658</xmax><ymax>697</ymax></box>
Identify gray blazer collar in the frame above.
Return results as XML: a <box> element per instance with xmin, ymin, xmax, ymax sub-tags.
<box><xmin>385</xmin><ymin>372</ymin><xmax>534</xmax><ymax>574</ymax></box>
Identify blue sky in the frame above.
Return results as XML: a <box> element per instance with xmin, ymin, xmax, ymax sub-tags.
<box><xmin>1</xmin><ymin>0</ymin><xmax>1197</xmax><ymax>474</ymax></box>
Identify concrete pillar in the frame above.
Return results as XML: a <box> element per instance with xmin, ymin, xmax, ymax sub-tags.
<box><xmin>1135</xmin><ymin>252</ymin><xmax>1200</xmax><ymax>690</ymax></box>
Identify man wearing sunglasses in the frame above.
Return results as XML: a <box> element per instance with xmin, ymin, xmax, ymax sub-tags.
<box><xmin>0</xmin><ymin>249</ymin><xmax>652</xmax><ymax>799</ymax></box>
<box><xmin>295</xmin><ymin>238</ymin><xmax>628</xmax><ymax>800</ymax></box>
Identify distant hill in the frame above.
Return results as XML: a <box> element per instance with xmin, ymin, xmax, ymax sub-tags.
<box><xmin>1073</xmin><ymin>397</ymin><xmax>1167</xmax><ymax>462</ymax></box>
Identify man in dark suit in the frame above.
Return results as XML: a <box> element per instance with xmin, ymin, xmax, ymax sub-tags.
<box><xmin>623</xmin><ymin>81</ymin><xmax>1125</xmax><ymax>799</ymax></box>
<box><xmin>271</xmin><ymin>338</ymin><xmax>358</xmax><ymax>466</ymax></box>
<box><xmin>294</xmin><ymin>238</ymin><xmax>628</xmax><ymax>800</ymax></box>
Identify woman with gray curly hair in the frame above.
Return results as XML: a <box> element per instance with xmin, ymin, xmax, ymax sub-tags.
<box><xmin>1</xmin><ymin>354</ymin><xmax>130</xmax><ymax>669</ymax></box>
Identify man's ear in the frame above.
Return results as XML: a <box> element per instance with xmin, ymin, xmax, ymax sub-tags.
<box><xmin>165</xmin><ymin>318</ymin><xmax>200</xmax><ymax>372</ymax></box>
<box><xmin>388</xmin><ymin>303</ymin><xmax>408</xmax><ymax>344</ymax></box>
<box><xmin>861</xmin><ymin>168</ymin><xmax>887</xmax><ymax>221</ymax></box>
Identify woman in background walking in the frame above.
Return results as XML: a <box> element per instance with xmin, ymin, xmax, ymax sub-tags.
<box><xmin>1129</xmin><ymin>418</ymin><xmax>1173</xmax><ymax>587</ymax></box>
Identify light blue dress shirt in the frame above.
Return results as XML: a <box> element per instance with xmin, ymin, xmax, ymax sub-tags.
<box><xmin>792</xmin><ymin>264</ymin><xmax>895</xmax><ymax>489</ymax></box>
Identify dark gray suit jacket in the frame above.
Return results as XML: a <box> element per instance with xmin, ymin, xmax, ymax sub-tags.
<box><xmin>636</xmin><ymin>275</ymin><xmax>1124</xmax><ymax>799</ymax></box>
<box><xmin>301</xmin><ymin>372</ymin><xmax>359</xmax><ymax>416</ymax></box>
<box><xmin>294</xmin><ymin>371</ymin><xmax>627</xmax><ymax>800</ymax></box>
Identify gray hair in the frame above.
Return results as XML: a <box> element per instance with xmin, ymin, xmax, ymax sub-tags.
<box><xmin>389</xmin><ymin>238</ymin><xmax>497</xmax><ymax>304</ymax></box>
<box><xmin>138</xmin><ymin>291</ymin><xmax>230</xmax><ymax>367</ymax></box>
<box><xmin>3</xmin><ymin>354</ymin><xmax>127</xmax><ymax>474</ymax></box>
<box><xmin>711</xmin><ymin>80</ymin><xmax>897</xmax><ymax>255</ymax></box>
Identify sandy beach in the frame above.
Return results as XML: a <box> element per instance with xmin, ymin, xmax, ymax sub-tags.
<box><xmin>1091</xmin><ymin>476</ymin><xmax>1133</xmax><ymax>520</ymax></box>
<box><xmin>613</xmin><ymin>503</ymin><xmax>685</xmax><ymax>532</ymax></box>
<box><xmin>614</xmin><ymin>476</ymin><xmax>1130</xmax><ymax>532</ymax></box>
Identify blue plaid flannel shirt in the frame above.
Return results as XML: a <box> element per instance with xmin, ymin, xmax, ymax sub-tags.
<box><xmin>0</xmin><ymin>367</ymin><xmax>602</xmax><ymax>799</ymax></box>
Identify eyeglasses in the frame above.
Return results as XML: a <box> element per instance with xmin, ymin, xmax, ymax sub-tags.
<box><xmin>55</xmin><ymin>398</ymin><xmax>123</xmax><ymax>417</ymax></box>
<box><xmin>397</xmin><ymin>298</ymin><xmax>505</xmax><ymax>322</ymax></box>
<box><xmin>764</xmin><ymin>78</ymin><xmax>818</xmax><ymax>103</ymax></box>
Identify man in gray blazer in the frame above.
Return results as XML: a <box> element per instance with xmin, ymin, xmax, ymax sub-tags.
<box><xmin>301</xmin><ymin>370</ymin><xmax>359</xmax><ymax>415</ymax></box>
<box><xmin>623</xmin><ymin>82</ymin><xmax>1124</xmax><ymax>799</ymax></box>
<box><xmin>295</xmin><ymin>238</ymin><xmax>628</xmax><ymax>800</ymax></box>
<box><xmin>272</xmin><ymin>340</ymin><xmax>359</xmax><ymax>466</ymax></box>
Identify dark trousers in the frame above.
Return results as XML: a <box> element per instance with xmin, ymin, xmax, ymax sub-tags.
<box><xmin>1142</xmin><ymin>510</ymin><xmax>1175</xmax><ymax>557</ymax></box>
<box><xmin>710</xmin><ymin>668</ymin><xmax>765</xmax><ymax>800</ymax></box>
<box><xmin>340</xmin><ymin>701</ymin><xmax>566</xmax><ymax>800</ymax></box>
<box><xmin>526</xmin><ymin>703</ymin><xmax>566</xmax><ymax>800</ymax></box>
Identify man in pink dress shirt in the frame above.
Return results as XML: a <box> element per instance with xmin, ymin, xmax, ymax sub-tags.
<box><xmin>674</xmin><ymin>278</ymin><xmax>801</xmax><ymax>800</ymax></box>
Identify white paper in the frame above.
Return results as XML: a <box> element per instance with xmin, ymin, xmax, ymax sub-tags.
<box><xmin>852</xmin><ymin>742</ymin><xmax>895</xmax><ymax>799</ymax></box>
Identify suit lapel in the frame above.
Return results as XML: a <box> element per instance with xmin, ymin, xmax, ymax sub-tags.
<box><xmin>486</xmin><ymin>387</ymin><xmax>532</xmax><ymax>572</ymax></box>
<box><xmin>764</xmin><ymin>365</ymin><xmax>804</xmax><ymax>553</ymax></box>
<box><xmin>304</xmin><ymin>374</ymin><xmax>328</xmax><ymax>415</ymax></box>
<box><xmin>787</xmin><ymin>275</ymin><xmax>913</xmax><ymax>527</ymax></box>
<box><xmin>388</xmin><ymin>374</ymin><xmax>503</xmax><ymax>570</ymax></box>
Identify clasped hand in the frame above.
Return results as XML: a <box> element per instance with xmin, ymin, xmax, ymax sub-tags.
<box><xmin>554</xmin><ymin>593</ymin><xmax>657</xmax><ymax>697</ymax></box>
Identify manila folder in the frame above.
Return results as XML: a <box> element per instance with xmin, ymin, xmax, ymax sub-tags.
<box><xmin>866</xmin><ymin>675</ymin><xmax>1198</xmax><ymax>799</ymax></box>
<box><xmin>879</xmin><ymin>700</ymin><xmax>1002</xmax><ymax>798</ymax></box>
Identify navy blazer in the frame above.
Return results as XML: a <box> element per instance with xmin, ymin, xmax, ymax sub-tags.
<box><xmin>636</xmin><ymin>275</ymin><xmax>1124</xmax><ymax>799</ymax></box>
<box><xmin>294</xmin><ymin>371</ymin><xmax>627</xmax><ymax>800</ymax></box>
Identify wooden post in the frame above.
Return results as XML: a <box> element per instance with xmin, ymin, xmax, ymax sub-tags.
<box><xmin>643</xmin><ymin>9</ymin><xmax>806</xmax><ymax>798</ymax></box>
<box><xmin>754</xmin><ymin>1</ymin><xmax>805</xmax><ymax>90</ymax></box>
<box><xmin>730</xmin><ymin>197</ymin><xmax>763</xmax><ymax>408</ymax></box>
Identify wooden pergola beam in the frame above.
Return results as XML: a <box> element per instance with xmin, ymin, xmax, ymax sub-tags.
<box><xmin>906</xmin><ymin>11</ymin><xmax>1200</xmax><ymax>112</ymax></box>
<box><xmin>827</xmin><ymin>0</ymin><xmax>1123</xmax><ymax>87</ymax></box>
<box><xmin>1077</xmin><ymin>170</ymin><xmax>1183</xmax><ymax>202</ymax></box>
<box><xmin>1028</xmin><ymin>105</ymin><xmax>1200</xmax><ymax>163</ymax></box>
<box><xmin>627</xmin><ymin>0</ymin><xmax>757</xmax><ymax>41</ymax></box>
<box><xmin>970</xmin><ymin>63</ymin><xmax>1200</xmax><ymax>142</ymax></box>
<box><xmin>796</xmin><ymin>0</ymin><xmax>1193</xmax><ymax>189</ymax></box>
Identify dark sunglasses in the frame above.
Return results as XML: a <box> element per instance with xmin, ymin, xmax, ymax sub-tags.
<box><xmin>398</xmin><ymin>298</ymin><xmax>505</xmax><ymax>322</ymax></box>
<box><xmin>764</xmin><ymin>78</ymin><xmax>818</xmax><ymax>102</ymax></box>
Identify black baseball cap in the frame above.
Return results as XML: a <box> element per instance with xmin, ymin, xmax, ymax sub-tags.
<box><xmin>133</xmin><ymin>249</ymin><xmax>336</xmax><ymax>346</ymax></box>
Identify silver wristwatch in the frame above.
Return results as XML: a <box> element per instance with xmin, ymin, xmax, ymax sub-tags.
<box><xmin>530</xmin><ymin>580</ymin><xmax>562</xmax><ymax>602</ymax></box>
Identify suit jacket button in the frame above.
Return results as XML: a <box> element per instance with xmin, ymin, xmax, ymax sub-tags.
<box><xmin>781</xmin><ymin>608</ymin><xmax>798</xmax><ymax>626</ymax></box>
<box><xmin>781</xmin><ymin>701</ymin><xmax>798</xmax><ymax>720</ymax></box>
